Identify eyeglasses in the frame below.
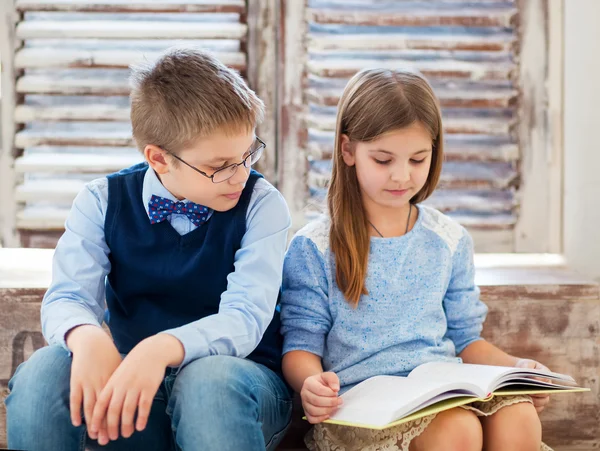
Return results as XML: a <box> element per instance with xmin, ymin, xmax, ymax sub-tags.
<box><xmin>163</xmin><ymin>137</ymin><xmax>265</xmax><ymax>184</ymax></box>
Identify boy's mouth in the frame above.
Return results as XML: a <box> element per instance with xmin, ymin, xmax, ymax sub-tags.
<box><xmin>224</xmin><ymin>191</ymin><xmax>242</xmax><ymax>200</ymax></box>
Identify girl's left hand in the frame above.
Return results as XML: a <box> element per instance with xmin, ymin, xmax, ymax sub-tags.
<box><xmin>515</xmin><ymin>358</ymin><xmax>551</xmax><ymax>414</ymax></box>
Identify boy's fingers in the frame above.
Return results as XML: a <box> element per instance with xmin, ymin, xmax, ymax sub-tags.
<box><xmin>90</xmin><ymin>386</ymin><xmax>112</xmax><ymax>434</ymax></box>
<box><xmin>121</xmin><ymin>391</ymin><xmax>140</xmax><ymax>438</ymax></box>
<box><xmin>69</xmin><ymin>382</ymin><xmax>83</xmax><ymax>427</ymax></box>
<box><xmin>82</xmin><ymin>388</ymin><xmax>97</xmax><ymax>437</ymax></box>
<box><xmin>106</xmin><ymin>390</ymin><xmax>126</xmax><ymax>441</ymax></box>
<box><xmin>135</xmin><ymin>392</ymin><xmax>154</xmax><ymax>432</ymax></box>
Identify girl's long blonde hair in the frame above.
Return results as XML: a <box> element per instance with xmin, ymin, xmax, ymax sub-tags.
<box><xmin>328</xmin><ymin>68</ymin><xmax>444</xmax><ymax>307</ymax></box>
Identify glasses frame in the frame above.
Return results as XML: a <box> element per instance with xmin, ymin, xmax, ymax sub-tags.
<box><xmin>163</xmin><ymin>136</ymin><xmax>266</xmax><ymax>184</ymax></box>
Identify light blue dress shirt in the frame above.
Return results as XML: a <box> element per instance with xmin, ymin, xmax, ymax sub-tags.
<box><xmin>41</xmin><ymin>167</ymin><xmax>291</xmax><ymax>367</ymax></box>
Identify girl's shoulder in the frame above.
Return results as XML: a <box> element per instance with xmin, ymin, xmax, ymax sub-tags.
<box><xmin>418</xmin><ymin>204</ymin><xmax>468</xmax><ymax>254</ymax></box>
<box><xmin>291</xmin><ymin>214</ymin><xmax>331</xmax><ymax>256</ymax></box>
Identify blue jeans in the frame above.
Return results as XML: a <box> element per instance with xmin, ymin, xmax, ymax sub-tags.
<box><xmin>6</xmin><ymin>345</ymin><xmax>292</xmax><ymax>451</ymax></box>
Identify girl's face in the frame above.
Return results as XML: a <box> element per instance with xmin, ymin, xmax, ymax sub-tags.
<box><xmin>341</xmin><ymin>121</ymin><xmax>433</xmax><ymax>211</ymax></box>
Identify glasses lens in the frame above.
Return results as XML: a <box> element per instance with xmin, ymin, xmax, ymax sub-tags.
<box><xmin>213</xmin><ymin>164</ymin><xmax>238</xmax><ymax>183</ymax></box>
<box><xmin>249</xmin><ymin>145</ymin><xmax>264</xmax><ymax>166</ymax></box>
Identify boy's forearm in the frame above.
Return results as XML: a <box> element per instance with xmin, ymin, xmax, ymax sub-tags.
<box><xmin>459</xmin><ymin>339</ymin><xmax>519</xmax><ymax>367</ymax></box>
<box><xmin>282</xmin><ymin>350</ymin><xmax>325</xmax><ymax>393</ymax></box>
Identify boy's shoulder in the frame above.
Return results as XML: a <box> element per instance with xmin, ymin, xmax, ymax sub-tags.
<box><xmin>419</xmin><ymin>204</ymin><xmax>467</xmax><ymax>254</ymax></box>
<box><xmin>293</xmin><ymin>215</ymin><xmax>331</xmax><ymax>256</ymax></box>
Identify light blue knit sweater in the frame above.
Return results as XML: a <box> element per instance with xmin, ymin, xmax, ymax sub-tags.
<box><xmin>280</xmin><ymin>205</ymin><xmax>488</xmax><ymax>392</ymax></box>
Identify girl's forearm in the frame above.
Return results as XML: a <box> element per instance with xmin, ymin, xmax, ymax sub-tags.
<box><xmin>282</xmin><ymin>350</ymin><xmax>325</xmax><ymax>393</ymax></box>
<box><xmin>459</xmin><ymin>339</ymin><xmax>519</xmax><ymax>367</ymax></box>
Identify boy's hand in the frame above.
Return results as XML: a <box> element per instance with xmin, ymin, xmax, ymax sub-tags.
<box><xmin>67</xmin><ymin>325</ymin><xmax>122</xmax><ymax>444</ymax></box>
<box><xmin>301</xmin><ymin>371</ymin><xmax>343</xmax><ymax>424</ymax></box>
<box><xmin>89</xmin><ymin>334</ymin><xmax>184</xmax><ymax>444</ymax></box>
<box><xmin>515</xmin><ymin>358</ymin><xmax>551</xmax><ymax>414</ymax></box>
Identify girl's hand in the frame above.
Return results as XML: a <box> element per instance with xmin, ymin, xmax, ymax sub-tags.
<box><xmin>301</xmin><ymin>372</ymin><xmax>344</xmax><ymax>424</ymax></box>
<box><xmin>515</xmin><ymin>358</ymin><xmax>551</xmax><ymax>414</ymax></box>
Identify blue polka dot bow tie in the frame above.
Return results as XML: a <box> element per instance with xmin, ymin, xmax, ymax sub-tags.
<box><xmin>148</xmin><ymin>195</ymin><xmax>210</xmax><ymax>227</ymax></box>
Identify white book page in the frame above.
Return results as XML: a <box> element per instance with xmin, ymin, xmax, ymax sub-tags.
<box><xmin>329</xmin><ymin>375</ymin><xmax>483</xmax><ymax>428</ymax></box>
<box><xmin>408</xmin><ymin>362</ymin><xmax>517</xmax><ymax>394</ymax></box>
<box><xmin>408</xmin><ymin>362</ymin><xmax>577</xmax><ymax>394</ymax></box>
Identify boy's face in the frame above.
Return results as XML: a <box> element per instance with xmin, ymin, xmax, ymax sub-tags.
<box><xmin>146</xmin><ymin>129</ymin><xmax>256</xmax><ymax>211</ymax></box>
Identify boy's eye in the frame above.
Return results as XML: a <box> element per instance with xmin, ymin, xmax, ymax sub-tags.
<box><xmin>210</xmin><ymin>163</ymin><xmax>228</xmax><ymax>171</ymax></box>
<box><xmin>410</xmin><ymin>159</ymin><xmax>426</xmax><ymax>164</ymax></box>
<box><xmin>374</xmin><ymin>159</ymin><xmax>391</xmax><ymax>165</ymax></box>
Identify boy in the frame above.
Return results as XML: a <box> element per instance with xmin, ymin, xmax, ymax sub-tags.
<box><xmin>6</xmin><ymin>48</ymin><xmax>292</xmax><ymax>450</ymax></box>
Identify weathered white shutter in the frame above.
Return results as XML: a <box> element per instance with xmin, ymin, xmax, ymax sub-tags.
<box><xmin>8</xmin><ymin>0</ymin><xmax>248</xmax><ymax>247</ymax></box>
<box><xmin>281</xmin><ymin>0</ymin><xmax>521</xmax><ymax>252</ymax></box>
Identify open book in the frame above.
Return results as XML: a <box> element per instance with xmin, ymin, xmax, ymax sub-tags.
<box><xmin>324</xmin><ymin>362</ymin><xmax>589</xmax><ymax>429</ymax></box>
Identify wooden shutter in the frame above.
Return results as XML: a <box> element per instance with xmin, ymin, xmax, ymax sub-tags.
<box><xmin>2</xmin><ymin>0</ymin><xmax>252</xmax><ymax>247</ymax></box>
<box><xmin>280</xmin><ymin>0</ymin><xmax>524</xmax><ymax>252</ymax></box>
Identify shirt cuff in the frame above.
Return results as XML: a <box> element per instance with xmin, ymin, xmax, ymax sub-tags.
<box><xmin>160</xmin><ymin>326</ymin><xmax>210</xmax><ymax>370</ymax></box>
<box><xmin>55</xmin><ymin>319</ymin><xmax>103</xmax><ymax>354</ymax></box>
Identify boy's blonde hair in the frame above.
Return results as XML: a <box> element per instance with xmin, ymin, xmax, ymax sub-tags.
<box><xmin>129</xmin><ymin>47</ymin><xmax>265</xmax><ymax>154</ymax></box>
<box><xmin>328</xmin><ymin>68</ymin><xmax>444</xmax><ymax>306</ymax></box>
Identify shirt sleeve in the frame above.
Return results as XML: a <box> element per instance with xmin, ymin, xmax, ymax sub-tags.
<box><xmin>41</xmin><ymin>178</ymin><xmax>111</xmax><ymax>350</ymax></box>
<box><xmin>280</xmin><ymin>235</ymin><xmax>332</xmax><ymax>357</ymax></box>
<box><xmin>443</xmin><ymin>230</ymin><xmax>489</xmax><ymax>354</ymax></box>
<box><xmin>162</xmin><ymin>182</ymin><xmax>291</xmax><ymax>367</ymax></box>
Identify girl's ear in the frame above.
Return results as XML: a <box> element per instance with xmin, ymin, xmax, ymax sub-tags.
<box><xmin>340</xmin><ymin>134</ymin><xmax>356</xmax><ymax>167</ymax></box>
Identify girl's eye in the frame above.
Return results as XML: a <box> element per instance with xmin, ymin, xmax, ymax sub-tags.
<box><xmin>374</xmin><ymin>159</ymin><xmax>391</xmax><ymax>165</ymax></box>
<box><xmin>410</xmin><ymin>159</ymin><xmax>426</xmax><ymax>164</ymax></box>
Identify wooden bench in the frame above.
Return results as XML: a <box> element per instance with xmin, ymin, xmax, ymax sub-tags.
<box><xmin>0</xmin><ymin>249</ymin><xmax>598</xmax><ymax>450</ymax></box>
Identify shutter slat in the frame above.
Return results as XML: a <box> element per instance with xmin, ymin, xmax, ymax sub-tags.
<box><xmin>15</xmin><ymin>127</ymin><xmax>134</xmax><ymax>148</ymax></box>
<box><xmin>15</xmin><ymin>104</ymin><xmax>130</xmax><ymax>122</ymax></box>
<box><xmin>306</xmin><ymin>86</ymin><xmax>517</xmax><ymax>108</ymax></box>
<box><xmin>16</xmin><ymin>20</ymin><xmax>247</xmax><ymax>40</ymax></box>
<box><xmin>17</xmin><ymin>207</ymin><xmax>70</xmax><ymax>230</ymax></box>
<box><xmin>308</xmin><ymin>7</ymin><xmax>517</xmax><ymax>28</ymax></box>
<box><xmin>16</xmin><ymin>179</ymin><xmax>86</xmax><ymax>202</ymax></box>
<box><xmin>308</xmin><ymin>32</ymin><xmax>515</xmax><ymax>53</ymax></box>
<box><xmin>307</xmin><ymin>112</ymin><xmax>514</xmax><ymax>136</ymax></box>
<box><xmin>424</xmin><ymin>190</ymin><xmax>514</xmax><ymax>214</ymax></box>
<box><xmin>16</xmin><ymin>0</ymin><xmax>245</xmax><ymax>13</ymax></box>
<box><xmin>15</xmin><ymin>152</ymin><xmax>141</xmax><ymax>173</ymax></box>
<box><xmin>15</xmin><ymin>48</ymin><xmax>246</xmax><ymax>70</ymax></box>
<box><xmin>17</xmin><ymin>74</ymin><xmax>129</xmax><ymax>95</ymax></box>
<box><xmin>307</xmin><ymin>58</ymin><xmax>515</xmax><ymax>80</ymax></box>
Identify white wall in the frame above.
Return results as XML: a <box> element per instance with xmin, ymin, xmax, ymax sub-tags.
<box><xmin>564</xmin><ymin>0</ymin><xmax>600</xmax><ymax>279</ymax></box>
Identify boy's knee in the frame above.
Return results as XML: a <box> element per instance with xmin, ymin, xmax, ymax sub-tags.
<box><xmin>173</xmin><ymin>356</ymin><xmax>259</xmax><ymax>407</ymax></box>
<box><xmin>7</xmin><ymin>345</ymin><xmax>70</xmax><ymax>400</ymax></box>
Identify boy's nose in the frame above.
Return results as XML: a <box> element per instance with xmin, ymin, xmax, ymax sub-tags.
<box><xmin>229</xmin><ymin>163</ymin><xmax>250</xmax><ymax>185</ymax></box>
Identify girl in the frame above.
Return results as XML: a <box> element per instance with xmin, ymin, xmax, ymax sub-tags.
<box><xmin>280</xmin><ymin>68</ymin><xmax>552</xmax><ymax>451</ymax></box>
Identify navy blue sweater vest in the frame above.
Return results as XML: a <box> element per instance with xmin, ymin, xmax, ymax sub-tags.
<box><xmin>104</xmin><ymin>163</ymin><xmax>282</xmax><ymax>372</ymax></box>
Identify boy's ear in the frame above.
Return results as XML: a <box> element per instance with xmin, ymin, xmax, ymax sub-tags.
<box><xmin>144</xmin><ymin>145</ymin><xmax>170</xmax><ymax>175</ymax></box>
<box><xmin>340</xmin><ymin>134</ymin><xmax>356</xmax><ymax>167</ymax></box>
